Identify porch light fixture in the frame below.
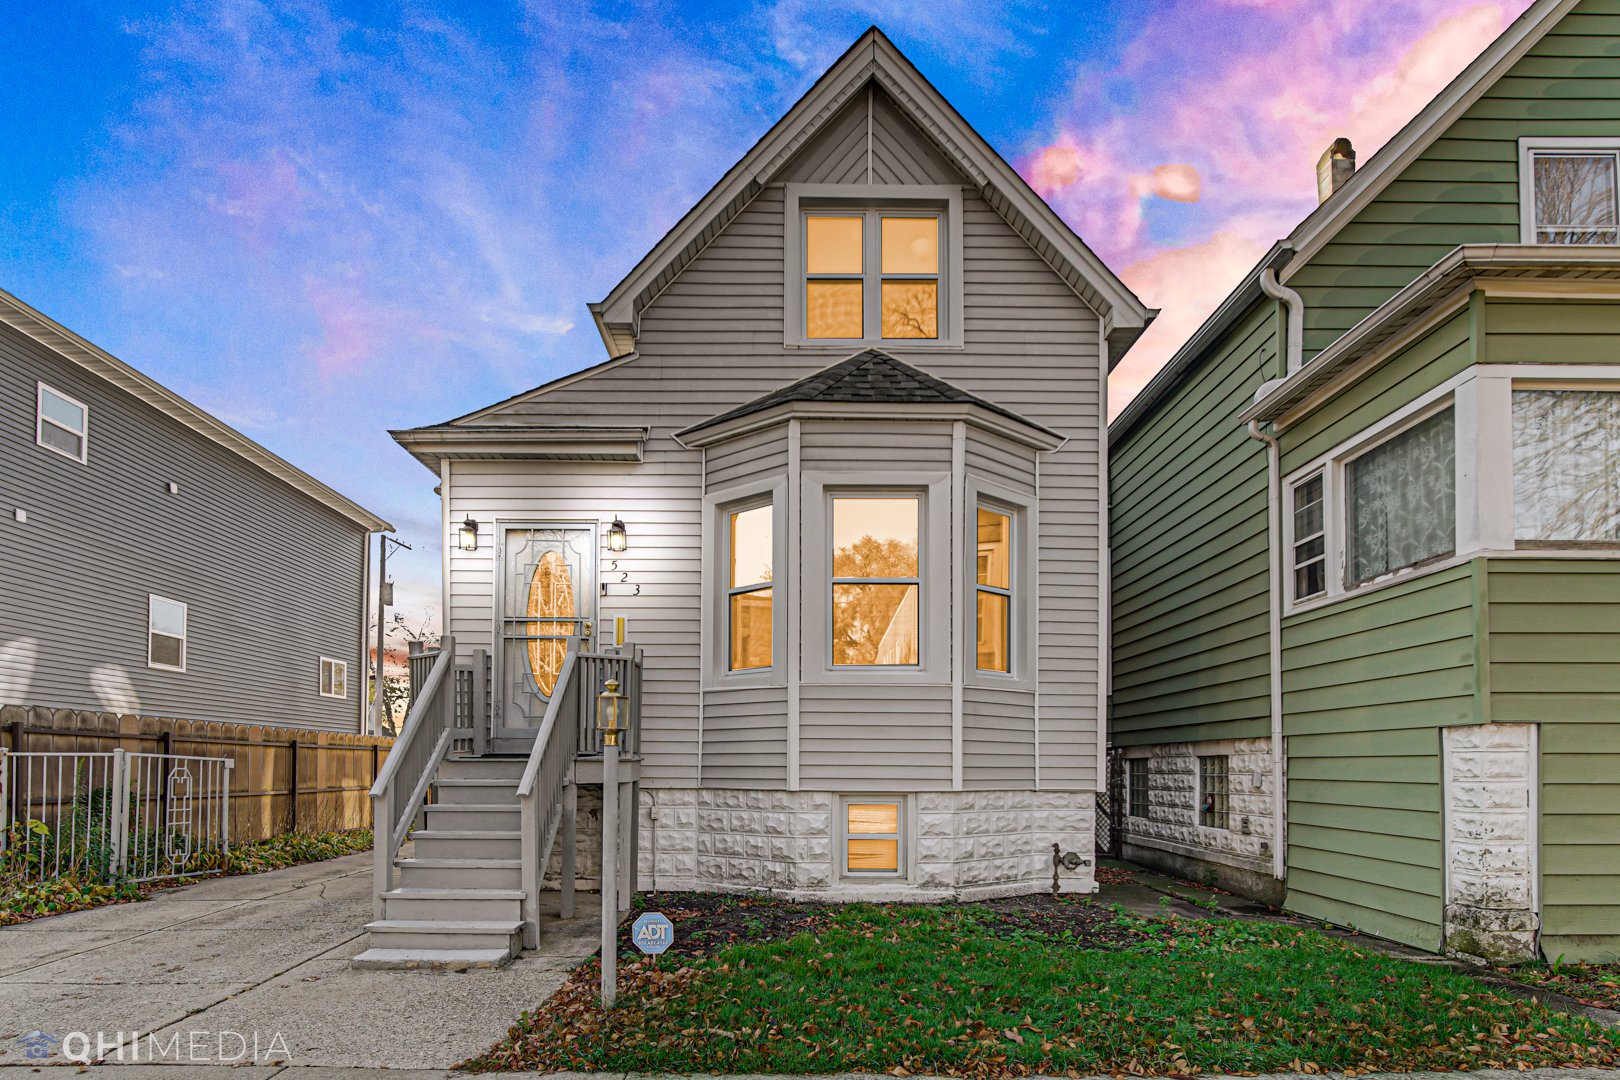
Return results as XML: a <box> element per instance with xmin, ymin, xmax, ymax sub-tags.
<box><xmin>596</xmin><ymin>677</ymin><xmax>624</xmax><ymax>746</ymax></box>
<box><xmin>606</xmin><ymin>516</ymin><xmax>629</xmax><ymax>552</ymax></box>
<box><xmin>457</xmin><ymin>515</ymin><xmax>479</xmax><ymax>552</ymax></box>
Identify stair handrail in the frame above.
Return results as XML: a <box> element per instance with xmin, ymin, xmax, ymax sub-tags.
<box><xmin>516</xmin><ymin>640</ymin><xmax>581</xmax><ymax>948</ymax></box>
<box><xmin>369</xmin><ymin>636</ymin><xmax>455</xmax><ymax>919</ymax></box>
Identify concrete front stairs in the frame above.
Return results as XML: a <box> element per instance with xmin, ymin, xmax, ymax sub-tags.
<box><xmin>353</xmin><ymin>756</ymin><xmax>528</xmax><ymax>969</ymax></box>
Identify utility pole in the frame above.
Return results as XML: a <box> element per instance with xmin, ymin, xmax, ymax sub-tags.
<box><xmin>375</xmin><ymin>535</ymin><xmax>412</xmax><ymax>736</ymax></box>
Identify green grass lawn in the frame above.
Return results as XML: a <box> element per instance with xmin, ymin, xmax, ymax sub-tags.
<box><xmin>466</xmin><ymin>902</ymin><xmax>1618</xmax><ymax>1077</ymax></box>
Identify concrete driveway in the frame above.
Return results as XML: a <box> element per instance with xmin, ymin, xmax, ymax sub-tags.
<box><xmin>0</xmin><ymin>850</ymin><xmax>599</xmax><ymax>1069</ymax></box>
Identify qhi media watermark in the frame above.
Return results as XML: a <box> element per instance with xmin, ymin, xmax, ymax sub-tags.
<box><xmin>14</xmin><ymin>1029</ymin><xmax>293</xmax><ymax>1064</ymax></box>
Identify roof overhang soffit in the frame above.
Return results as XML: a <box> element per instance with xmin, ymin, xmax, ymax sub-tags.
<box><xmin>675</xmin><ymin>399</ymin><xmax>1063</xmax><ymax>452</ymax></box>
<box><xmin>388</xmin><ymin>425</ymin><xmax>649</xmax><ymax>473</ymax></box>
<box><xmin>1243</xmin><ymin>244</ymin><xmax>1620</xmax><ymax>429</ymax></box>
<box><xmin>590</xmin><ymin>30</ymin><xmax>1149</xmax><ymax>360</ymax></box>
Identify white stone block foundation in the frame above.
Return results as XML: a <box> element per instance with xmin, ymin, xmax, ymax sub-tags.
<box><xmin>1443</xmin><ymin>723</ymin><xmax>1539</xmax><ymax>965</ymax></box>
<box><xmin>634</xmin><ymin>788</ymin><xmax>1096</xmax><ymax>901</ymax></box>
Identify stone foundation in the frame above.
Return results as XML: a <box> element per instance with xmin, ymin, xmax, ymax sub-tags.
<box><xmin>1443</xmin><ymin>723</ymin><xmax>1539</xmax><ymax>965</ymax></box>
<box><xmin>1122</xmin><ymin>738</ymin><xmax>1282</xmax><ymax>904</ymax></box>
<box><xmin>636</xmin><ymin>788</ymin><xmax>1096</xmax><ymax>901</ymax></box>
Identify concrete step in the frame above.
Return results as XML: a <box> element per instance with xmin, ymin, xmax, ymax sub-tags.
<box><xmin>351</xmin><ymin>948</ymin><xmax>514</xmax><ymax>971</ymax></box>
<box><xmin>410</xmin><ymin>830</ymin><xmax>522</xmax><ymax>860</ymax></box>
<box><xmin>431</xmin><ymin>778</ymin><xmax>519</xmax><ymax>805</ymax></box>
<box><xmin>380</xmin><ymin>887</ymin><xmax>524</xmax><ymax>922</ymax></box>
<box><xmin>395</xmin><ymin>858</ymin><xmax>522</xmax><ymax>891</ymax></box>
<box><xmin>422</xmin><ymin>803</ymin><xmax>521</xmax><ymax>831</ymax></box>
<box><xmin>361</xmin><ymin>919</ymin><xmax>523</xmax><ymax>954</ymax></box>
<box><xmin>439</xmin><ymin>756</ymin><xmax>528</xmax><ymax>781</ymax></box>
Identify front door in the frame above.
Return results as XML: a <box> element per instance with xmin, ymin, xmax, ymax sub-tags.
<box><xmin>496</xmin><ymin>525</ymin><xmax>595</xmax><ymax>748</ymax></box>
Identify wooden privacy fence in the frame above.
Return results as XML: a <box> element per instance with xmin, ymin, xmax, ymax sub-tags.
<box><xmin>0</xmin><ymin>705</ymin><xmax>394</xmax><ymax>842</ymax></box>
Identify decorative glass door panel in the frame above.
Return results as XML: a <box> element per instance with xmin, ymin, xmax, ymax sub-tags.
<box><xmin>499</xmin><ymin>527</ymin><xmax>594</xmax><ymax>735</ymax></box>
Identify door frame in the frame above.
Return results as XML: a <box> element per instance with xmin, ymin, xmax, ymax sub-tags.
<box><xmin>491</xmin><ymin>519</ymin><xmax>600</xmax><ymax>745</ymax></box>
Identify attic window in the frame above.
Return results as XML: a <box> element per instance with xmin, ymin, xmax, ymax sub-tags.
<box><xmin>802</xmin><ymin>210</ymin><xmax>941</xmax><ymax>341</ymax></box>
<box><xmin>1519</xmin><ymin>139</ymin><xmax>1620</xmax><ymax>245</ymax></box>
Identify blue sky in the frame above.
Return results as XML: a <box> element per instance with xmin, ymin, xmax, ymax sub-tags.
<box><xmin>0</xmin><ymin>0</ymin><xmax>1529</xmax><ymax>630</ymax></box>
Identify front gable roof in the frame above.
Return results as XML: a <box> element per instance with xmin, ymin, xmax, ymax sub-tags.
<box><xmin>590</xmin><ymin>27</ymin><xmax>1151</xmax><ymax>364</ymax></box>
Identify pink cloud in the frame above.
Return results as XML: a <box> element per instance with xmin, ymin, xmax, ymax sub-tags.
<box><xmin>305</xmin><ymin>278</ymin><xmax>442</xmax><ymax>376</ymax></box>
<box><xmin>213</xmin><ymin>151</ymin><xmax>310</xmax><ymax>251</ymax></box>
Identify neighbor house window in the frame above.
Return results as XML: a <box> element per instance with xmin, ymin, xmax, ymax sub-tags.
<box><xmin>844</xmin><ymin>799</ymin><xmax>902</xmax><ymax>875</ymax></box>
<box><xmin>1345</xmin><ymin>407</ymin><xmax>1455</xmax><ymax>585</ymax></box>
<box><xmin>804</xmin><ymin>212</ymin><xmax>940</xmax><ymax>340</ymax></box>
<box><xmin>1292</xmin><ymin>473</ymin><xmax>1326</xmax><ymax>600</ymax></box>
<box><xmin>975</xmin><ymin>507</ymin><xmax>1011</xmax><ymax>672</ymax></box>
<box><xmin>1513</xmin><ymin>389</ymin><xmax>1620</xmax><ymax>542</ymax></box>
<box><xmin>148</xmin><ymin>595</ymin><xmax>187</xmax><ymax>672</ymax></box>
<box><xmin>37</xmin><ymin>383</ymin><xmax>88</xmax><ymax>463</ymax></box>
<box><xmin>1128</xmin><ymin>757</ymin><xmax>1149</xmax><ymax>819</ymax></box>
<box><xmin>319</xmin><ymin>657</ymin><xmax>348</xmax><ymax>698</ymax></box>
<box><xmin>831</xmin><ymin>497</ymin><xmax>919</xmax><ymax>665</ymax></box>
<box><xmin>728</xmin><ymin>503</ymin><xmax>773</xmax><ymax>670</ymax></box>
<box><xmin>1199</xmin><ymin>755</ymin><xmax>1229</xmax><ymax>830</ymax></box>
<box><xmin>1530</xmin><ymin>151</ymin><xmax>1618</xmax><ymax>244</ymax></box>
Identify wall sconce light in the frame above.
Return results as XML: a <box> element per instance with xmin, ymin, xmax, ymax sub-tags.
<box><xmin>458</xmin><ymin>515</ymin><xmax>479</xmax><ymax>552</ymax></box>
<box><xmin>607</xmin><ymin>516</ymin><xmax>628</xmax><ymax>552</ymax></box>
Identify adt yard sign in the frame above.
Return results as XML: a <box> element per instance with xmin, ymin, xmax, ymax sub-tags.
<box><xmin>631</xmin><ymin>912</ymin><xmax>674</xmax><ymax>954</ymax></box>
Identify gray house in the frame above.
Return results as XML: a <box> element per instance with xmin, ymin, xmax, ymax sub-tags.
<box><xmin>0</xmin><ymin>286</ymin><xmax>390</xmax><ymax>733</ymax></box>
<box><xmin>375</xmin><ymin>28</ymin><xmax>1150</xmax><ymax>963</ymax></box>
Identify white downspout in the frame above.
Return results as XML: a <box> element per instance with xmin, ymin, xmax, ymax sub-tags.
<box><xmin>1260</xmin><ymin>268</ymin><xmax>1304</xmax><ymax>374</ymax></box>
<box><xmin>1247</xmin><ymin>419</ymin><xmax>1286</xmax><ymax>882</ymax></box>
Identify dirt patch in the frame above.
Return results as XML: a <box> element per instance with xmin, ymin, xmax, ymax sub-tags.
<box><xmin>622</xmin><ymin>891</ymin><xmax>1146</xmax><ymax>958</ymax></box>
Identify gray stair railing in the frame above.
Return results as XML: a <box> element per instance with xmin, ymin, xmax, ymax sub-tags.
<box><xmin>516</xmin><ymin>639</ymin><xmax>582</xmax><ymax>948</ymax></box>
<box><xmin>575</xmin><ymin>645</ymin><xmax>644</xmax><ymax>759</ymax></box>
<box><xmin>369</xmin><ymin>634</ymin><xmax>454</xmax><ymax>919</ymax></box>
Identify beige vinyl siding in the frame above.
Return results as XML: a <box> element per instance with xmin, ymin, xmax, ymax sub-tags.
<box><xmin>800</xmin><ymin>419</ymin><xmax>953</xmax><ymax>471</ymax></box>
<box><xmin>776</xmin><ymin>85</ymin><xmax>969</xmax><ymax>187</ymax></box>
<box><xmin>963</xmin><ymin>684</ymin><xmax>1035</xmax><ymax>788</ymax></box>
<box><xmin>706</xmin><ymin>426</ymin><xmax>788</xmax><ymax>490</ymax></box>
<box><xmin>446</xmin><ymin>459</ymin><xmax>700</xmax><ymax>784</ymax></box>
<box><xmin>1109</xmin><ymin>299</ymin><xmax>1277</xmax><ymax>748</ymax></box>
<box><xmin>702</xmin><ymin>685</ymin><xmax>789</xmax><ymax>789</ymax></box>
<box><xmin>0</xmin><ymin>324</ymin><xmax>367</xmax><ymax>733</ymax></box>
<box><xmin>799</xmin><ymin>682</ymin><xmax>952</xmax><ymax>789</ymax></box>
<box><xmin>965</xmin><ymin>427</ymin><xmax>1036</xmax><ymax>493</ymax></box>
<box><xmin>1282</xmin><ymin>566</ymin><xmax>1477</xmax><ymax>952</ymax></box>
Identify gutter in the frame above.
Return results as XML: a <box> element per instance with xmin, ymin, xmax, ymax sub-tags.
<box><xmin>1246</xmin><ymin>418</ymin><xmax>1287</xmax><ymax>882</ymax></box>
<box><xmin>1259</xmin><ymin>269</ymin><xmax>1304</xmax><ymax>374</ymax></box>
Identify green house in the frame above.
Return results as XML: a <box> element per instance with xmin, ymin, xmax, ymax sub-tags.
<box><xmin>1109</xmin><ymin>0</ymin><xmax>1620</xmax><ymax>965</ymax></box>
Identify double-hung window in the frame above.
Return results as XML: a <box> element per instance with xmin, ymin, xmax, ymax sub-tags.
<box><xmin>1291</xmin><ymin>474</ymin><xmax>1326</xmax><ymax>600</ymax></box>
<box><xmin>148</xmin><ymin>595</ymin><xmax>187</xmax><ymax>672</ymax></box>
<box><xmin>843</xmin><ymin>799</ymin><xmax>902</xmax><ymax>876</ymax></box>
<box><xmin>1521</xmin><ymin>139</ymin><xmax>1620</xmax><ymax>244</ymax></box>
<box><xmin>37</xmin><ymin>383</ymin><xmax>88</xmax><ymax>463</ymax></box>
<box><xmin>727</xmin><ymin>504</ymin><xmax>773</xmax><ymax>670</ymax></box>
<box><xmin>804</xmin><ymin>212</ymin><xmax>940</xmax><ymax>341</ymax></box>
<box><xmin>975</xmin><ymin>507</ymin><xmax>1011</xmax><ymax>672</ymax></box>
<box><xmin>831</xmin><ymin>497</ymin><xmax>919</xmax><ymax>665</ymax></box>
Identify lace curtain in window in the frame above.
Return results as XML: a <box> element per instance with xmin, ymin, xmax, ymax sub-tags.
<box><xmin>1513</xmin><ymin>389</ymin><xmax>1620</xmax><ymax>541</ymax></box>
<box><xmin>1346</xmin><ymin>408</ymin><xmax>1455</xmax><ymax>584</ymax></box>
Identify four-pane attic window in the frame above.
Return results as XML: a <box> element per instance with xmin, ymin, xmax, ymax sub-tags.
<box><xmin>805</xmin><ymin>213</ymin><xmax>940</xmax><ymax>341</ymax></box>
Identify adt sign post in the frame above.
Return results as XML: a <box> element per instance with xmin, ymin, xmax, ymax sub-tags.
<box><xmin>631</xmin><ymin>912</ymin><xmax>674</xmax><ymax>955</ymax></box>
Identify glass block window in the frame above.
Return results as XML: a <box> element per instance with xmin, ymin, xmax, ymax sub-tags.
<box><xmin>1346</xmin><ymin>408</ymin><xmax>1455</xmax><ymax>585</ymax></box>
<box><xmin>1513</xmin><ymin>389</ymin><xmax>1620</xmax><ymax>541</ymax></box>
<box><xmin>1199</xmin><ymin>755</ymin><xmax>1230</xmax><ymax>830</ymax></box>
<box><xmin>1128</xmin><ymin>757</ymin><xmax>1149</xmax><ymax>820</ymax></box>
<box><xmin>844</xmin><ymin>800</ymin><xmax>901</xmax><ymax>875</ymax></box>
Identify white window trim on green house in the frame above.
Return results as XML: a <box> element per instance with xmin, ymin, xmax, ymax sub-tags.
<box><xmin>1282</xmin><ymin>362</ymin><xmax>1620</xmax><ymax>615</ymax></box>
<box><xmin>1517</xmin><ymin>136</ymin><xmax>1620</xmax><ymax>246</ymax></box>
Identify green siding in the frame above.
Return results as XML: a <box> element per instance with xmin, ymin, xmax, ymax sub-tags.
<box><xmin>1281</xmin><ymin>566</ymin><xmax>1477</xmax><ymax>951</ymax></box>
<box><xmin>1290</xmin><ymin>0</ymin><xmax>1620</xmax><ymax>360</ymax></box>
<box><xmin>1488</xmin><ymin>561</ymin><xmax>1620</xmax><ymax>962</ymax></box>
<box><xmin>1486</xmin><ymin>296</ymin><xmax>1620</xmax><ymax>363</ymax></box>
<box><xmin>1109</xmin><ymin>299</ymin><xmax>1278</xmax><ymax>746</ymax></box>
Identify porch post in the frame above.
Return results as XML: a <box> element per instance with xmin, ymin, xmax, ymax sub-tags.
<box><xmin>600</xmin><ymin>742</ymin><xmax>619</xmax><ymax>1007</ymax></box>
<box><xmin>560</xmin><ymin>776</ymin><xmax>576</xmax><ymax>920</ymax></box>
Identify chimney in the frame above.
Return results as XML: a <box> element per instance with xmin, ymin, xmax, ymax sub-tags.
<box><xmin>1316</xmin><ymin>138</ymin><xmax>1356</xmax><ymax>204</ymax></box>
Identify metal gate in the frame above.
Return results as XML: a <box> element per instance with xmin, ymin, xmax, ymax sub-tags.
<box><xmin>1095</xmin><ymin>747</ymin><xmax>1125</xmax><ymax>858</ymax></box>
<box><xmin>0</xmin><ymin>749</ymin><xmax>232</xmax><ymax>883</ymax></box>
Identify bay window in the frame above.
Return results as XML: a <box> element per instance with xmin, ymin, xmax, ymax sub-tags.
<box><xmin>975</xmin><ymin>507</ymin><xmax>1011</xmax><ymax>672</ymax></box>
<box><xmin>831</xmin><ymin>496</ymin><xmax>919</xmax><ymax>665</ymax></box>
<box><xmin>728</xmin><ymin>503</ymin><xmax>773</xmax><ymax>670</ymax></box>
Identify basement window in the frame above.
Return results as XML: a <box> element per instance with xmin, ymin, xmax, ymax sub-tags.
<box><xmin>1199</xmin><ymin>755</ymin><xmax>1229</xmax><ymax>830</ymax></box>
<box><xmin>843</xmin><ymin>799</ymin><xmax>902</xmax><ymax>876</ymax></box>
<box><xmin>1128</xmin><ymin>757</ymin><xmax>1149</xmax><ymax>819</ymax></box>
<box><xmin>1520</xmin><ymin>139</ymin><xmax>1620</xmax><ymax>244</ymax></box>
<box><xmin>319</xmin><ymin>657</ymin><xmax>348</xmax><ymax>698</ymax></box>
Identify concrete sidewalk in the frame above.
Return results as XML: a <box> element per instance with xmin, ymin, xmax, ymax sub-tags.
<box><xmin>0</xmin><ymin>851</ymin><xmax>600</xmax><ymax>1070</ymax></box>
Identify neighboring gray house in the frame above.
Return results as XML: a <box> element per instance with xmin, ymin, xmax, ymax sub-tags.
<box><xmin>0</xmin><ymin>286</ymin><xmax>391</xmax><ymax>733</ymax></box>
<box><xmin>382</xmin><ymin>25</ymin><xmax>1150</xmax><ymax>943</ymax></box>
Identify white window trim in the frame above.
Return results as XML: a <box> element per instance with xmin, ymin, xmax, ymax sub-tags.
<box><xmin>1517</xmin><ymin>136</ymin><xmax>1620</xmax><ymax>245</ymax></box>
<box><xmin>701</xmin><ymin>477</ymin><xmax>788</xmax><ymax>689</ymax></box>
<box><xmin>964</xmin><ymin>477</ymin><xmax>1037</xmax><ymax>689</ymax></box>
<box><xmin>1284</xmin><ymin>363</ymin><xmax>1620</xmax><ymax>615</ymax></box>
<box><xmin>783</xmin><ymin>183</ymin><xmax>965</xmax><ymax>350</ymax></box>
<box><xmin>1288</xmin><ymin>471</ymin><xmax>1328</xmax><ymax>602</ymax></box>
<box><xmin>838</xmin><ymin>794</ymin><xmax>909</xmax><ymax>881</ymax></box>
<box><xmin>319</xmin><ymin>656</ymin><xmax>348</xmax><ymax>699</ymax></box>
<box><xmin>802</xmin><ymin>471</ymin><xmax>950</xmax><ymax>684</ymax></box>
<box><xmin>147</xmin><ymin>594</ymin><xmax>188</xmax><ymax>673</ymax></box>
<box><xmin>36</xmin><ymin>381</ymin><xmax>88</xmax><ymax>464</ymax></box>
